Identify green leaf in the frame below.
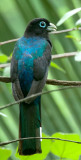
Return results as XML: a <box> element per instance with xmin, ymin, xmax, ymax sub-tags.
<box><xmin>0</xmin><ymin>53</ymin><xmax>8</xmax><ymax>63</ymax></box>
<box><xmin>15</xmin><ymin>133</ymin><xmax>51</xmax><ymax>160</ymax></box>
<box><xmin>51</xmin><ymin>133</ymin><xmax>81</xmax><ymax>159</ymax></box>
<box><xmin>3</xmin><ymin>66</ymin><xmax>11</xmax><ymax>92</ymax></box>
<box><xmin>50</xmin><ymin>61</ymin><xmax>65</xmax><ymax>73</ymax></box>
<box><xmin>57</xmin><ymin>8</ymin><xmax>81</xmax><ymax>26</ymax></box>
<box><xmin>0</xmin><ymin>148</ymin><xmax>11</xmax><ymax>160</ymax></box>
<box><xmin>74</xmin><ymin>52</ymin><xmax>81</xmax><ymax>62</ymax></box>
<box><xmin>15</xmin><ymin>133</ymin><xmax>81</xmax><ymax>159</ymax></box>
<box><xmin>3</xmin><ymin>66</ymin><xmax>10</xmax><ymax>77</ymax></box>
<box><xmin>65</xmin><ymin>35</ymin><xmax>78</xmax><ymax>41</ymax></box>
<box><xmin>75</xmin><ymin>18</ymin><xmax>81</xmax><ymax>26</ymax></box>
<box><xmin>0</xmin><ymin>112</ymin><xmax>7</xmax><ymax>117</ymax></box>
<box><xmin>66</xmin><ymin>35</ymin><xmax>76</xmax><ymax>39</ymax></box>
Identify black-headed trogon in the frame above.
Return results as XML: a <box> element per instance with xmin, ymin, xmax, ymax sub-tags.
<box><xmin>10</xmin><ymin>18</ymin><xmax>56</xmax><ymax>155</ymax></box>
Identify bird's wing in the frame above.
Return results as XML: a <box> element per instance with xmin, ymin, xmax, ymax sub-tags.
<box><xmin>10</xmin><ymin>54</ymin><xmax>18</xmax><ymax>83</ymax></box>
<box><xmin>11</xmin><ymin>48</ymin><xmax>24</xmax><ymax>101</ymax></box>
<box><xmin>26</xmin><ymin>45</ymin><xmax>51</xmax><ymax>103</ymax></box>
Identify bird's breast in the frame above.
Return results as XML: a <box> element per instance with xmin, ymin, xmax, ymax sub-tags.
<box><xmin>16</xmin><ymin>36</ymin><xmax>48</xmax><ymax>96</ymax></box>
<box><xmin>15</xmin><ymin>36</ymin><xmax>48</xmax><ymax>59</ymax></box>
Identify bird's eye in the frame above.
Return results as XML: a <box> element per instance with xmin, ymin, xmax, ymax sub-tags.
<box><xmin>39</xmin><ymin>21</ymin><xmax>46</xmax><ymax>28</ymax></box>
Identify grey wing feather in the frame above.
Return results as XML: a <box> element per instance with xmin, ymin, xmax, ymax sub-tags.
<box><xmin>10</xmin><ymin>54</ymin><xmax>24</xmax><ymax>101</ymax></box>
<box><xmin>26</xmin><ymin>44</ymin><xmax>51</xmax><ymax>103</ymax></box>
<box><xmin>10</xmin><ymin>55</ymin><xmax>18</xmax><ymax>83</ymax></box>
<box><xmin>26</xmin><ymin>70</ymin><xmax>48</xmax><ymax>103</ymax></box>
<box><xmin>12</xmin><ymin>79</ymin><xmax>24</xmax><ymax>101</ymax></box>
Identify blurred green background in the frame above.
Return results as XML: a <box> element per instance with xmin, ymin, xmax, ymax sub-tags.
<box><xmin>0</xmin><ymin>0</ymin><xmax>81</xmax><ymax>159</ymax></box>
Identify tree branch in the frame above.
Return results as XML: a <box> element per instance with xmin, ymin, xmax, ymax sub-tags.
<box><xmin>0</xmin><ymin>76</ymin><xmax>11</xmax><ymax>83</ymax></box>
<box><xmin>50</xmin><ymin>27</ymin><xmax>81</xmax><ymax>34</ymax></box>
<box><xmin>0</xmin><ymin>76</ymin><xmax>81</xmax><ymax>87</ymax></box>
<box><xmin>0</xmin><ymin>136</ymin><xmax>81</xmax><ymax>146</ymax></box>
<box><xmin>46</xmin><ymin>79</ymin><xmax>81</xmax><ymax>86</ymax></box>
<box><xmin>52</xmin><ymin>52</ymin><xmax>78</xmax><ymax>59</ymax></box>
<box><xmin>0</xmin><ymin>86</ymin><xmax>79</xmax><ymax>110</ymax></box>
<box><xmin>0</xmin><ymin>38</ymin><xmax>19</xmax><ymax>46</ymax></box>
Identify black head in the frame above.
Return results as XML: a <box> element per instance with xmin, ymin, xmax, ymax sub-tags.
<box><xmin>24</xmin><ymin>18</ymin><xmax>56</xmax><ymax>38</ymax></box>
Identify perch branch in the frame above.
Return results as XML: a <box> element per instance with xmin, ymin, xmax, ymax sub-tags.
<box><xmin>0</xmin><ymin>76</ymin><xmax>81</xmax><ymax>87</ymax></box>
<box><xmin>46</xmin><ymin>79</ymin><xmax>81</xmax><ymax>86</ymax></box>
<box><xmin>0</xmin><ymin>76</ymin><xmax>11</xmax><ymax>83</ymax></box>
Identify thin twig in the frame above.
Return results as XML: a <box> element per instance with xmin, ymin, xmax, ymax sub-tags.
<box><xmin>50</xmin><ymin>27</ymin><xmax>81</xmax><ymax>34</ymax></box>
<box><xmin>0</xmin><ymin>28</ymin><xmax>81</xmax><ymax>46</ymax></box>
<box><xmin>52</xmin><ymin>52</ymin><xmax>78</xmax><ymax>59</ymax></box>
<box><xmin>0</xmin><ymin>86</ymin><xmax>79</xmax><ymax>110</ymax></box>
<box><xmin>0</xmin><ymin>38</ymin><xmax>19</xmax><ymax>46</ymax></box>
<box><xmin>0</xmin><ymin>136</ymin><xmax>81</xmax><ymax>146</ymax></box>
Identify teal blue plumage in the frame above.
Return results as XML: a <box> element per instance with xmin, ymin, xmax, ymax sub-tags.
<box><xmin>11</xmin><ymin>18</ymin><xmax>56</xmax><ymax>155</ymax></box>
<box><xmin>14</xmin><ymin>37</ymin><xmax>48</xmax><ymax>96</ymax></box>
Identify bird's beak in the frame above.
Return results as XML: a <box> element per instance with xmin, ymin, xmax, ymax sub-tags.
<box><xmin>47</xmin><ymin>23</ymin><xmax>57</xmax><ymax>32</ymax></box>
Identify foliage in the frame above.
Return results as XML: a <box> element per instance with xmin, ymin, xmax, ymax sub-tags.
<box><xmin>0</xmin><ymin>0</ymin><xmax>81</xmax><ymax>160</ymax></box>
<box><xmin>15</xmin><ymin>133</ymin><xmax>81</xmax><ymax>160</ymax></box>
<box><xmin>50</xmin><ymin>61</ymin><xmax>65</xmax><ymax>73</ymax></box>
<box><xmin>75</xmin><ymin>18</ymin><xmax>81</xmax><ymax>26</ymax></box>
<box><xmin>57</xmin><ymin>7</ymin><xmax>81</xmax><ymax>26</ymax></box>
<box><xmin>0</xmin><ymin>112</ymin><xmax>7</xmax><ymax>117</ymax></box>
<box><xmin>51</xmin><ymin>133</ymin><xmax>81</xmax><ymax>160</ymax></box>
<box><xmin>0</xmin><ymin>53</ymin><xmax>8</xmax><ymax>63</ymax></box>
<box><xmin>0</xmin><ymin>148</ymin><xmax>11</xmax><ymax>160</ymax></box>
<box><xmin>75</xmin><ymin>52</ymin><xmax>81</xmax><ymax>62</ymax></box>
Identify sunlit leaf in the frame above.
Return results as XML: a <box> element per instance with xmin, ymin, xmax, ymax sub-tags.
<box><xmin>66</xmin><ymin>35</ymin><xmax>76</xmax><ymax>40</ymax></box>
<box><xmin>57</xmin><ymin>8</ymin><xmax>81</xmax><ymax>26</ymax></box>
<box><xmin>75</xmin><ymin>18</ymin><xmax>81</xmax><ymax>26</ymax></box>
<box><xmin>0</xmin><ymin>112</ymin><xmax>7</xmax><ymax>117</ymax></box>
<box><xmin>65</xmin><ymin>35</ymin><xmax>79</xmax><ymax>42</ymax></box>
<box><xmin>16</xmin><ymin>133</ymin><xmax>51</xmax><ymax>160</ymax></box>
<box><xmin>50</xmin><ymin>61</ymin><xmax>65</xmax><ymax>73</ymax></box>
<box><xmin>16</xmin><ymin>133</ymin><xmax>81</xmax><ymax>159</ymax></box>
<box><xmin>51</xmin><ymin>133</ymin><xmax>81</xmax><ymax>159</ymax></box>
<box><xmin>0</xmin><ymin>53</ymin><xmax>8</xmax><ymax>63</ymax></box>
<box><xmin>3</xmin><ymin>66</ymin><xmax>10</xmax><ymax>77</ymax></box>
<box><xmin>0</xmin><ymin>148</ymin><xmax>11</xmax><ymax>160</ymax></box>
<box><xmin>74</xmin><ymin>52</ymin><xmax>81</xmax><ymax>61</ymax></box>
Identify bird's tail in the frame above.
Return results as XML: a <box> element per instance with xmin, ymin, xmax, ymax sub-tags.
<box><xmin>18</xmin><ymin>100</ymin><xmax>42</xmax><ymax>155</ymax></box>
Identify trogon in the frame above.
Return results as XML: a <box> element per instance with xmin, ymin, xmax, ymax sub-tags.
<box><xmin>10</xmin><ymin>18</ymin><xmax>56</xmax><ymax>155</ymax></box>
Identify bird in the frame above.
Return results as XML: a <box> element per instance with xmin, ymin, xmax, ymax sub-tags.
<box><xmin>10</xmin><ymin>18</ymin><xmax>56</xmax><ymax>155</ymax></box>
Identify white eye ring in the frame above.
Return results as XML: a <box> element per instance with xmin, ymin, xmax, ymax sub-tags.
<box><xmin>39</xmin><ymin>21</ymin><xmax>46</xmax><ymax>28</ymax></box>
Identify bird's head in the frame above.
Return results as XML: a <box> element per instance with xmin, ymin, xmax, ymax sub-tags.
<box><xmin>24</xmin><ymin>18</ymin><xmax>57</xmax><ymax>38</ymax></box>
